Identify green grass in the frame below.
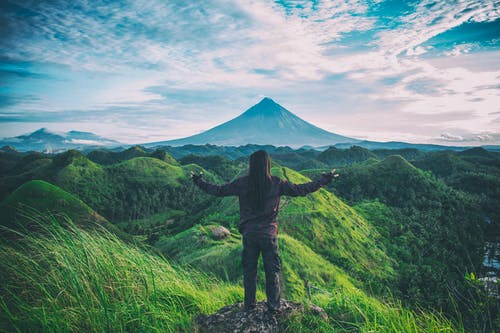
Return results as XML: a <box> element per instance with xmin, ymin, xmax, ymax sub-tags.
<box><xmin>283</xmin><ymin>291</ymin><xmax>462</xmax><ymax>333</ymax></box>
<box><xmin>0</xmin><ymin>179</ymin><xmax>130</xmax><ymax>241</ymax></box>
<box><xmin>108</xmin><ymin>157</ymin><xmax>184</xmax><ymax>186</ymax></box>
<box><xmin>0</xmin><ymin>180</ymin><xmax>96</xmax><ymax>223</ymax></box>
<box><xmin>0</xmin><ymin>215</ymin><xmax>242</xmax><ymax>332</ymax></box>
<box><xmin>0</xmin><ymin>214</ymin><xmax>464</xmax><ymax>332</ymax></box>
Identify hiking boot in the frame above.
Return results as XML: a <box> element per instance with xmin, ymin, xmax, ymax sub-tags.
<box><xmin>243</xmin><ymin>304</ymin><xmax>256</xmax><ymax>312</ymax></box>
<box><xmin>265</xmin><ymin>307</ymin><xmax>281</xmax><ymax>316</ymax></box>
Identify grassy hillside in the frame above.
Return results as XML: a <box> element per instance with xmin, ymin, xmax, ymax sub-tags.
<box><xmin>0</xmin><ymin>180</ymin><xmax>128</xmax><ymax>240</ymax></box>
<box><xmin>0</xmin><ymin>150</ymin><xmax>221</xmax><ymax>223</ymax></box>
<box><xmin>304</xmin><ymin>156</ymin><xmax>487</xmax><ymax>315</ymax></box>
<box><xmin>317</xmin><ymin>145</ymin><xmax>378</xmax><ymax>166</ymax></box>
<box><xmin>179</xmin><ymin>154</ymin><xmax>246</xmax><ymax>181</ymax></box>
<box><xmin>0</xmin><ymin>151</ymin><xmax>53</xmax><ymax>200</ymax></box>
<box><xmin>0</xmin><ymin>216</ymin><xmax>242</xmax><ymax>332</ymax></box>
<box><xmin>0</xmin><ymin>215</ymin><xmax>461</xmax><ymax>332</ymax></box>
<box><xmin>86</xmin><ymin>146</ymin><xmax>179</xmax><ymax>166</ymax></box>
<box><xmin>155</xmin><ymin>223</ymin><xmax>360</xmax><ymax>299</ymax></box>
<box><xmin>0</xmin><ymin>179</ymin><xmax>103</xmax><ymax>226</ymax></box>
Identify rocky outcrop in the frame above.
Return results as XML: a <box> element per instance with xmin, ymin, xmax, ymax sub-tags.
<box><xmin>195</xmin><ymin>300</ymin><xmax>327</xmax><ymax>333</ymax></box>
<box><xmin>211</xmin><ymin>225</ymin><xmax>231</xmax><ymax>240</ymax></box>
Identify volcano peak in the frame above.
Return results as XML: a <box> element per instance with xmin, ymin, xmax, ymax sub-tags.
<box><xmin>151</xmin><ymin>98</ymin><xmax>358</xmax><ymax>147</ymax></box>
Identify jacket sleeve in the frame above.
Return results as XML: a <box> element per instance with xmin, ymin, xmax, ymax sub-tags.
<box><xmin>194</xmin><ymin>177</ymin><xmax>241</xmax><ymax>197</ymax></box>
<box><xmin>279</xmin><ymin>177</ymin><xmax>327</xmax><ymax>197</ymax></box>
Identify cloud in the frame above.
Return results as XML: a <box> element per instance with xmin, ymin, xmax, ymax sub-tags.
<box><xmin>440</xmin><ymin>132</ymin><xmax>464</xmax><ymax>141</ymax></box>
<box><xmin>375</xmin><ymin>0</ymin><xmax>498</xmax><ymax>57</ymax></box>
<box><xmin>436</xmin><ymin>131</ymin><xmax>500</xmax><ymax>144</ymax></box>
<box><xmin>444</xmin><ymin>43</ymin><xmax>478</xmax><ymax>56</ymax></box>
<box><xmin>0</xmin><ymin>0</ymin><xmax>499</xmax><ymax>144</ymax></box>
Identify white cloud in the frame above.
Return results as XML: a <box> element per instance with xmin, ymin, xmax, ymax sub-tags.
<box><xmin>406</xmin><ymin>46</ymin><xmax>428</xmax><ymax>56</ymax></box>
<box><xmin>444</xmin><ymin>43</ymin><xmax>478</xmax><ymax>56</ymax></box>
<box><xmin>440</xmin><ymin>132</ymin><xmax>464</xmax><ymax>141</ymax></box>
<box><xmin>375</xmin><ymin>0</ymin><xmax>498</xmax><ymax>57</ymax></box>
<box><xmin>1</xmin><ymin>0</ymin><xmax>499</xmax><ymax>144</ymax></box>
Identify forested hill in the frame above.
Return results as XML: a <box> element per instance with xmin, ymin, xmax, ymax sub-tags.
<box><xmin>0</xmin><ymin>144</ymin><xmax>498</xmax><ymax>332</ymax></box>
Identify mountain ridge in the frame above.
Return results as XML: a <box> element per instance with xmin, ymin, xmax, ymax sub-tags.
<box><xmin>0</xmin><ymin>128</ymin><xmax>121</xmax><ymax>152</ymax></box>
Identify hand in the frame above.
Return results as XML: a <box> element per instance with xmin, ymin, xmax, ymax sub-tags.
<box><xmin>330</xmin><ymin>168</ymin><xmax>340</xmax><ymax>179</ymax></box>
<box><xmin>190</xmin><ymin>171</ymin><xmax>203</xmax><ymax>182</ymax></box>
<box><xmin>321</xmin><ymin>169</ymin><xmax>339</xmax><ymax>184</ymax></box>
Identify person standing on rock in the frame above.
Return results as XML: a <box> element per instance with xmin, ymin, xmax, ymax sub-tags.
<box><xmin>191</xmin><ymin>150</ymin><xmax>338</xmax><ymax>313</ymax></box>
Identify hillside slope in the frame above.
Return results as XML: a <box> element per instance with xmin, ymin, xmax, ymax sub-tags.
<box><xmin>0</xmin><ymin>214</ymin><xmax>460</xmax><ymax>332</ymax></box>
<box><xmin>0</xmin><ymin>180</ymin><xmax>125</xmax><ymax>239</ymax></box>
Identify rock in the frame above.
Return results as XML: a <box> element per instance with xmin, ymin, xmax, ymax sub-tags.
<box><xmin>212</xmin><ymin>226</ymin><xmax>231</xmax><ymax>240</ymax></box>
<box><xmin>307</xmin><ymin>303</ymin><xmax>328</xmax><ymax>321</ymax></box>
<box><xmin>194</xmin><ymin>300</ymin><xmax>327</xmax><ymax>333</ymax></box>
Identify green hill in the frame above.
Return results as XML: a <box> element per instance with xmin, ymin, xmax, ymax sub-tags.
<box><xmin>0</xmin><ymin>152</ymin><xmax>53</xmax><ymax>200</ymax></box>
<box><xmin>86</xmin><ymin>146</ymin><xmax>179</xmax><ymax>166</ymax></box>
<box><xmin>317</xmin><ymin>146</ymin><xmax>378</xmax><ymax>166</ymax></box>
<box><xmin>313</xmin><ymin>155</ymin><xmax>487</xmax><ymax>313</ymax></box>
<box><xmin>155</xmin><ymin>223</ymin><xmax>361</xmax><ymax>300</ymax></box>
<box><xmin>5</xmin><ymin>151</ymin><xmax>217</xmax><ymax>223</ymax></box>
<box><xmin>0</xmin><ymin>180</ymin><xmax>124</xmax><ymax>239</ymax></box>
<box><xmin>180</xmin><ymin>154</ymin><xmax>245</xmax><ymax>181</ymax></box>
<box><xmin>1</xmin><ymin>149</ymin><xmax>232</xmax><ymax>235</ymax></box>
<box><xmin>329</xmin><ymin>154</ymin><xmax>436</xmax><ymax>206</ymax></box>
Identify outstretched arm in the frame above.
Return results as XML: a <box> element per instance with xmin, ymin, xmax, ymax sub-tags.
<box><xmin>280</xmin><ymin>169</ymin><xmax>339</xmax><ymax>197</ymax></box>
<box><xmin>191</xmin><ymin>171</ymin><xmax>240</xmax><ymax>197</ymax></box>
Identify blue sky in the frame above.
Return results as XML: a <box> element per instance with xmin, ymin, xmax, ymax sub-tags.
<box><xmin>0</xmin><ymin>0</ymin><xmax>499</xmax><ymax>145</ymax></box>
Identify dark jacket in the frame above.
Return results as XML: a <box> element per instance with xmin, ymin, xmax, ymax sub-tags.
<box><xmin>194</xmin><ymin>174</ymin><xmax>330</xmax><ymax>237</ymax></box>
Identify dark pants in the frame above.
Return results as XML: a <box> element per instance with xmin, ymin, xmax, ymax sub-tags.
<box><xmin>242</xmin><ymin>235</ymin><xmax>281</xmax><ymax>311</ymax></box>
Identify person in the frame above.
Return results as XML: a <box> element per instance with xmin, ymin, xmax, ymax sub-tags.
<box><xmin>190</xmin><ymin>150</ymin><xmax>338</xmax><ymax>313</ymax></box>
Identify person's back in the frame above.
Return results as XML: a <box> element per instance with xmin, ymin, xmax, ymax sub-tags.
<box><xmin>194</xmin><ymin>174</ymin><xmax>332</xmax><ymax>237</ymax></box>
<box><xmin>191</xmin><ymin>150</ymin><xmax>338</xmax><ymax>312</ymax></box>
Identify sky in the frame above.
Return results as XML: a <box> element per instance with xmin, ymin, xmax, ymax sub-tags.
<box><xmin>0</xmin><ymin>0</ymin><xmax>499</xmax><ymax>145</ymax></box>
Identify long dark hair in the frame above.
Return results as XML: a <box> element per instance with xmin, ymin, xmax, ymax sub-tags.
<box><xmin>248</xmin><ymin>150</ymin><xmax>271</xmax><ymax>211</ymax></box>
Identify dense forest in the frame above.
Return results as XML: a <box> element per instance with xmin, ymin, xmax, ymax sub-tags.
<box><xmin>0</xmin><ymin>144</ymin><xmax>498</xmax><ymax>332</ymax></box>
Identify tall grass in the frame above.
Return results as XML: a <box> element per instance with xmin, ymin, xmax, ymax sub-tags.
<box><xmin>0</xmin><ymin>214</ymin><xmax>465</xmax><ymax>333</ymax></box>
<box><xmin>0</xmin><ymin>215</ymin><xmax>242</xmax><ymax>332</ymax></box>
<box><xmin>282</xmin><ymin>290</ymin><xmax>464</xmax><ymax>333</ymax></box>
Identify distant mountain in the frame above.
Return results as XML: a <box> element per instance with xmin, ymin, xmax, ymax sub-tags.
<box><xmin>147</xmin><ymin>97</ymin><xmax>359</xmax><ymax>148</ymax></box>
<box><xmin>331</xmin><ymin>140</ymin><xmax>500</xmax><ymax>152</ymax></box>
<box><xmin>0</xmin><ymin>128</ymin><xmax>121</xmax><ymax>152</ymax></box>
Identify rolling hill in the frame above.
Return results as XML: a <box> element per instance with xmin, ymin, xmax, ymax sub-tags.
<box><xmin>0</xmin><ymin>180</ymin><xmax>126</xmax><ymax>239</ymax></box>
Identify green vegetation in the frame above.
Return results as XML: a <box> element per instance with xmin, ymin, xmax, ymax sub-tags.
<box><xmin>317</xmin><ymin>145</ymin><xmax>378</xmax><ymax>166</ymax></box>
<box><xmin>0</xmin><ymin>215</ymin><xmax>463</xmax><ymax>332</ymax></box>
<box><xmin>0</xmin><ymin>180</ymin><xmax>126</xmax><ymax>239</ymax></box>
<box><xmin>179</xmin><ymin>154</ymin><xmax>246</xmax><ymax>181</ymax></box>
<box><xmin>0</xmin><ymin>150</ymin><xmax>220</xmax><ymax>223</ymax></box>
<box><xmin>155</xmin><ymin>224</ymin><xmax>360</xmax><ymax>300</ymax></box>
<box><xmin>0</xmin><ymin>216</ymin><xmax>242</xmax><ymax>332</ymax></box>
<box><xmin>0</xmin><ymin>145</ymin><xmax>498</xmax><ymax>332</ymax></box>
<box><xmin>87</xmin><ymin>146</ymin><xmax>179</xmax><ymax>166</ymax></box>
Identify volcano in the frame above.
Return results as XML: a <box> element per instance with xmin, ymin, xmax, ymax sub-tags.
<box><xmin>152</xmin><ymin>98</ymin><xmax>358</xmax><ymax>147</ymax></box>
